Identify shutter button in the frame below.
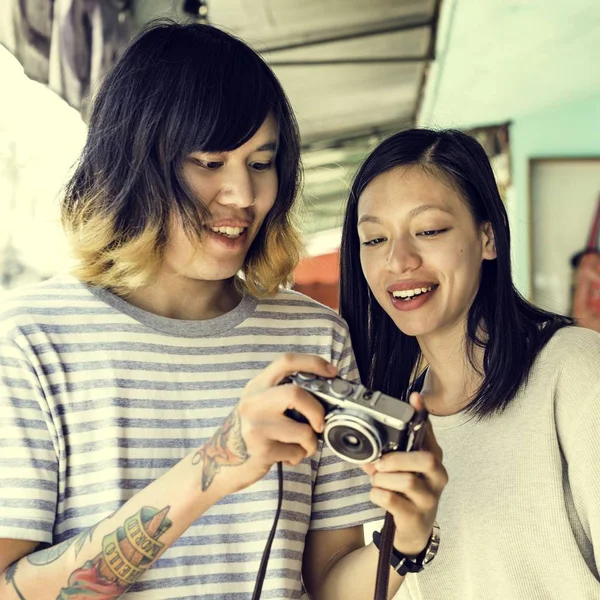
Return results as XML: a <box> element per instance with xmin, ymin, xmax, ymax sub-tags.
<box><xmin>330</xmin><ymin>378</ymin><xmax>353</xmax><ymax>398</ymax></box>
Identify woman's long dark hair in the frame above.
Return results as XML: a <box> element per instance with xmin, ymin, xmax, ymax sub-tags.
<box><xmin>340</xmin><ymin>128</ymin><xmax>573</xmax><ymax>418</ymax></box>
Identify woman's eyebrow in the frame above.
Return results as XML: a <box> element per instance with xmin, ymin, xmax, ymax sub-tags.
<box><xmin>358</xmin><ymin>204</ymin><xmax>453</xmax><ymax>226</ymax></box>
<box><xmin>357</xmin><ymin>214</ymin><xmax>383</xmax><ymax>226</ymax></box>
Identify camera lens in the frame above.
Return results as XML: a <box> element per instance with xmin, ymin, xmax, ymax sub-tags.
<box><xmin>324</xmin><ymin>413</ymin><xmax>382</xmax><ymax>464</ymax></box>
<box><xmin>342</xmin><ymin>433</ymin><xmax>360</xmax><ymax>447</ymax></box>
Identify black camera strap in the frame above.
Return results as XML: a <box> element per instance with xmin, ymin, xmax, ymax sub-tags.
<box><xmin>374</xmin><ymin>412</ymin><xmax>429</xmax><ymax>599</ymax></box>
<box><xmin>375</xmin><ymin>372</ymin><xmax>428</xmax><ymax>600</ymax></box>
<box><xmin>251</xmin><ymin>461</ymin><xmax>284</xmax><ymax>600</ymax></box>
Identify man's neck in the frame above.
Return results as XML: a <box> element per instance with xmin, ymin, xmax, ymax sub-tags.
<box><xmin>123</xmin><ymin>274</ymin><xmax>242</xmax><ymax>321</ymax></box>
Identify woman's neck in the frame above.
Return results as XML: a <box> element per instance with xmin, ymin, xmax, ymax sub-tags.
<box><xmin>417</xmin><ymin>326</ymin><xmax>485</xmax><ymax>416</ymax></box>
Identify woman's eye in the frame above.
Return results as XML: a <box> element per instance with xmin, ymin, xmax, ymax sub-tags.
<box><xmin>250</xmin><ymin>161</ymin><xmax>274</xmax><ymax>171</ymax></box>
<box><xmin>361</xmin><ymin>237</ymin><xmax>386</xmax><ymax>247</ymax></box>
<box><xmin>417</xmin><ymin>229</ymin><xmax>448</xmax><ymax>237</ymax></box>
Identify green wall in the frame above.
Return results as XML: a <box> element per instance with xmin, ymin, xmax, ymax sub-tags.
<box><xmin>509</xmin><ymin>93</ymin><xmax>600</xmax><ymax>296</ymax></box>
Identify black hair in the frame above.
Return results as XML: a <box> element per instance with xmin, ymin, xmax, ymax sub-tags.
<box><xmin>62</xmin><ymin>19</ymin><xmax>302</xmax><ymax>295</ymax></box>
<box><xmin>340</xmin><ymin>128</ymin><xmax>573</xmax><ymax>417</ymax></box>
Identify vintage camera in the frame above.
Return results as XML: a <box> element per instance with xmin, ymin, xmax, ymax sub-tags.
<box><xmin>282</xmin><ymin>372</ymin><xmax>427</xmax><ymax>464</ymax></box>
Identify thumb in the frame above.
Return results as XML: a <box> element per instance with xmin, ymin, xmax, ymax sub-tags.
<box><xmin>408</xmin><ymin>391</ymin><xmax>426</xmax><ymax>411</ymax></box>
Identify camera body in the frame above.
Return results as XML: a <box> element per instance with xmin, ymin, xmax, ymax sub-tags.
<box><xmin>283</xmin><ymin>372</ymin><xmax>427</xmax><ymax>464</ymax></box>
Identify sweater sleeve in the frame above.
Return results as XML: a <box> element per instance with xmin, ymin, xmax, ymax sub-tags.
<box><xmin>554</xmin><ymin>327</ymin><xmax>600</xmax><ymax>577</ymax></box>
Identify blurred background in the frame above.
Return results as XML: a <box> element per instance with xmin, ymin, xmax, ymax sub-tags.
<box><xmin>1</xmin><ymin>0</ymin><xmax>599</xmax><ymax>320</ymax></box>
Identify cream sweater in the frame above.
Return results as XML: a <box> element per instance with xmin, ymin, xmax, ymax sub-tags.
<box><xmin>397</xmin><ymin>326</ymin><xmax>600</xmax><ymax>600</ymax></box>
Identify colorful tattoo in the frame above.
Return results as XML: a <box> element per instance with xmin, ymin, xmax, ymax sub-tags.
<box><xmin>5</xmin><ymin>562</ymin><xmax>27</xmax><ymax>600</ymax></box>
<box><xmin>57</xmin><ymin>506</ymin><xmax>172</xmax><ymax>599</ymax></box>
<box><xmin>27</xmin><ymin>523</ymin><xmax>99</xmax><ymax>566</ymax></box>
<box><xmin>192</xmin><ymin>408</ymin><xmax>249</xmax><ymax>490</ymax></box>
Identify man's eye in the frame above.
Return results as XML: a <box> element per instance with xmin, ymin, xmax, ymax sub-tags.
<box><xmin>250</xmin><ymin>162</ymin><xmax>274</xmax><ymax>171</ymax></box>
<box><xmin>361</xmin><ymin>237</ymin><xmax>386</xmax><ymax>247</ymax></box>
<box><xmin>202</xmin><ymin>160</ymin><xmax>223</xmax><ymax>170</ymax></box>
<box><xmin>192</xmin><ymin>158</ymin><xmax>222</xmax><ymax>169</ymax></box>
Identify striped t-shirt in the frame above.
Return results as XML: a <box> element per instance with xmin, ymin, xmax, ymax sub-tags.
<box><xmin>0</xmin><ymin>276</ymin><xmax>383</xmax><ymax>599</ymax></box>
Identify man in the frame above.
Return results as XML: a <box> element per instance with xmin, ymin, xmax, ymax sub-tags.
<box><xmin>0</xmin><ymin>21</ymin><xmax>446</xmax><ymax>599</ymax></box>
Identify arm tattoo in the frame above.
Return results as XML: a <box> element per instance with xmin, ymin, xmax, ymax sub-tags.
<box><xmin>5</xmin><ymin>563</ymin><xmax>27</xmax><ymax>600</ymax></box>
<box><xmin>57</xmin><ymin>506</ymin><xmax>172</xmax><ymax>598</ymax></box>
<box><xmin>191</xmin><ymin>408</ymin><xmax>250</xmax><ymax>490</ymax></box>
<box><xmin>27</xmin><ymin>523</ymin><xmax>99</xmax><ymax>566</ymax></box>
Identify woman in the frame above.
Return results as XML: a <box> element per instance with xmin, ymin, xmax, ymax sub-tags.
<box><xmin>340</xmin><ymin>128</ymin><xmax>600</xmax><ymax>599</ymax></box>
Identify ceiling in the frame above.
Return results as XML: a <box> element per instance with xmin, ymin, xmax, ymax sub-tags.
<box><xmin>134</xmin><ymin>0</ymin><xmax>441</xmax><ymax>237</ymax></box>
<box><xmin>0</xmin><ymin>0</ymin><xmax>441</xmax><ymax>243</ymax></box>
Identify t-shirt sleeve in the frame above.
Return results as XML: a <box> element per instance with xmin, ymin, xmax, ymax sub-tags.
<box><xmin>555</xmin><ymin>327</ymin><xmax>600</xmax><ymax>575</ymax></box>
<box><xmin>309</xmin><ymin>319</ymin><xmax>384</xmax><ymax>530</ymax></box>
<box><xmin>0</xmin><ymin>331</ymin><xmax>58</xmax><ymax>543</ymax></box>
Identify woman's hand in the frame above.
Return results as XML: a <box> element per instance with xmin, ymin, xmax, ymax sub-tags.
<box><xmin>362</xmin><ymin>392</ymin><xmax>448</xmax><ymax>556</ymax></box>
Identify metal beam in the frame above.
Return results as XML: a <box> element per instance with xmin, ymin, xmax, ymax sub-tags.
<box><xmin>269</xmin><ymin>55</ymin><xmax>433</xmax><ymax>67</ymax></box>
<box><xmin>263</xmin><ymin>18</ymin><xmax>434</xmax><ymax>54</ymax></box>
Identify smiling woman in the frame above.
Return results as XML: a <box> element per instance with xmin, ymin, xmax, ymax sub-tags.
<box><xmin>339</xmin><ymin>128</ymin><xmax>600</xmax><ymax>600</ymax></box>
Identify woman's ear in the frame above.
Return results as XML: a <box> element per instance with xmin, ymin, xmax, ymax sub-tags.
<box><xmin>481</xmin><ymin>221</ymin><xmax>497</xmax><ymax>260</ymax></box>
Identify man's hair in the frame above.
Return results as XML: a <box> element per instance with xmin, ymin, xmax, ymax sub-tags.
<box><xmin>62</xmin><ymin>20</ymin><xmax>302</xmax><ymax>297</ymax></box>
<box><xmin>340</xmin><ymin>128</ymin><xmax>573</xmax><ymax>418</ymax></box>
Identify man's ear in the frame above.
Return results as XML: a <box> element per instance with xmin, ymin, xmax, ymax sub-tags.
<box><xmin>481</xmin><ymin>221</ymin><xmax>497</xmax><ymax>260</ymax></box>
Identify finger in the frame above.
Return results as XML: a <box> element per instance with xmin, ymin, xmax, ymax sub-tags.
<box><xmin>371</xmin><ymin>472</ymin><xmax>438</xmax><ymax>512</ymax></box>
<box><xmin>263</xmin><ymin>416</ymin><xmax>320</xmax><ymax>456</ymax></box>
<box><xmin>370</xmin><ymin>486</ymin><xmax>420</xmax><ymax>518</ymax></box>
<box><xmin>375</xmin><ymin>451</ymin><xmax>448</xmax><ymax>493</ymax></box>
<box><xmin>267</xmin><ymin>441</ymin><xmax>308</xmax><ymax>467</ymax></box>
<box><xmin>246</xmin><ymin>353</ymin><xmax>337</xmax><ymax>393</ymax></box>
<box><xmin>271</xmin><ymin>385</ymin><xmax>327</xmax><ymax>434</ymax></box>
<box><xmin>408</xmin><ymin>391</ymin><xmax>425</xmax><ymax>411</ymax></box>
<box><xmin>361</xmin><ymin>463</ymin><xmax>377</xmax><ymax>477</ymax></box>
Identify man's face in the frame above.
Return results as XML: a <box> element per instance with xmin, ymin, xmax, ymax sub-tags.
<box><xmin>161</xmin><ymin>114</ymin><xmax>279</xmax><ymax>284</ymax></box>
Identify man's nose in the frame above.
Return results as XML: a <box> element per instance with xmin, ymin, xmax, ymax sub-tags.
<box><xmin>217</xmin><ymin>168</ymin><xmax>255</xmax><ymax>208</ymax></box>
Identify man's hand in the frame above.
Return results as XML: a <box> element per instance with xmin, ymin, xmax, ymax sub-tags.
<box><xmin>362</xmin><ymin>392</ymin><xmax>448</xmax><ymax>556</ymax></box>
<box><xmin>191</xmin><ymin>353</ymin><xmax>336</xmax><ymax>497</ymax></box>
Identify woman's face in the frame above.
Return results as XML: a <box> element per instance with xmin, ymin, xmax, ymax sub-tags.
<box><xmin>357</xmin><ymin>166</ymin><xmax>496</xmax><ymax>341</ymax></box>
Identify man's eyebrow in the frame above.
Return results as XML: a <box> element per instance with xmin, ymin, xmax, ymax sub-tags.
<box><xmin>256</xmin><ymin>141</ymin><xmax>278</xmax><ymax>152</ymax></box>
<box><xmin>357</xmin><ymin>204</ymin><xmax>453</xmax><ymax>226</ymax></box>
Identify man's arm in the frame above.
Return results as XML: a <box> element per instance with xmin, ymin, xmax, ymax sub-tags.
<box><xmin>0</xmin><ymin>353</ymin><xmax>337</xmax><ymax>600</ymax></box>
<box><xmin>0</xmin><ymin>415</ymin><xmax>239</xmax><ymax>600</ymax></box>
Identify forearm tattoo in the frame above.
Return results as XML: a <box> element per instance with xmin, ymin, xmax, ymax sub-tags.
<box><xmin>57</xmin><ymin>506</ymin><xmax>172</xmax><ymax>598</ymax></box>
<box><xmin>7</xmin><ymin>506</ymin><xmax>172</xmax><ymax>600</ymax></box>
<box><xmin>191</xmin><ymin>408</ymin><xmax>250</xmax><ymax>490</ymax></box>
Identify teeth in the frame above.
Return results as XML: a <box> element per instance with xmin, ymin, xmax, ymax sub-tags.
<box><xmin>210</xmin><ymin>226</ymin><xmax>245</xmax><ymax>237</ymax></box>
<box><xmin>392</xmin><ymin>285</ymin><xmax>435</xmax><ymax>299</ymax></box>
